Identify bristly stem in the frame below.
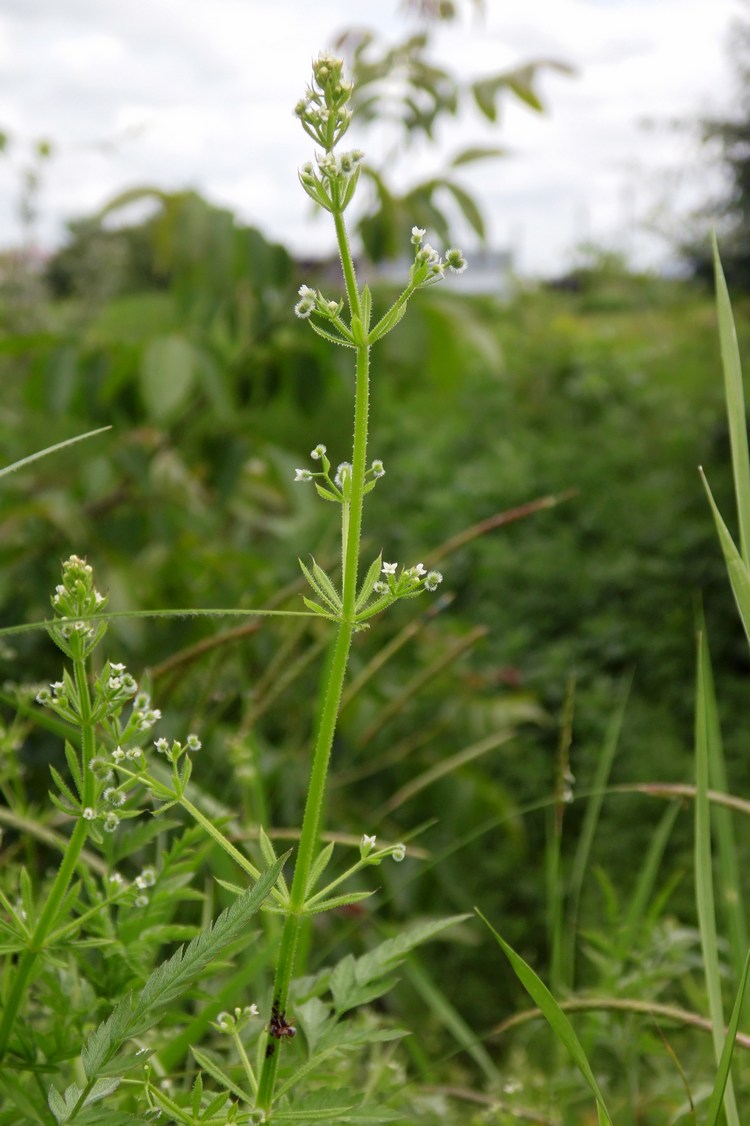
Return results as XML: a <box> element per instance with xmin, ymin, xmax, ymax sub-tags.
<box><xmin>256</xmin><ymin>205</ymin><xmax>368</xmax><ymax>1115</ymax></box>
<box><xmin>0</xmin><ymin>653</ymin><xmax>94</xmax><ymax>1061</ymax></box>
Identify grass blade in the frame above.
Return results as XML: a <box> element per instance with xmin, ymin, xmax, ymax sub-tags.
<box><xmin>713</xmin><ymin>234</ymin><xmax>750</xmax><ymax>566</ymax></box>
<box><xmin>0</xmin><ymin>427</ymin><xmax>111</xmax><ymax>480</ymax></box>
<box><xmin>476</xmin><ymin>908</ymin><xmax>613</xmax><ymax>1124</ymax></box>
<box><xmin>695</xmin><ymin>629</ymin><xmax>740</xmax><ymax>1125</ymax></box>
<box><xmin>704</xmin><ymin>949</ymin><xmax>750</xmax><ymax>1126</ymax></box>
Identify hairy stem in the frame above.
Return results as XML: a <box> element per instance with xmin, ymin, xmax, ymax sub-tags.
<box><xmin>256</xmin><ymin>209</ymin><xmax>369</xmax><ymax>1115</ymax></box>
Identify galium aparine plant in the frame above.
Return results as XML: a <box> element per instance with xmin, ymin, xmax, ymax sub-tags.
<box><xmin>0</xmin><ymin>50</ymin><xmax>468</xmax><ymax>1123</ymax></box>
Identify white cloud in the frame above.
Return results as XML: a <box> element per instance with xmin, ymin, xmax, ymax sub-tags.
<box><xmin>0</xmin><ymin>0</ymin><xmax>742</xmax><ymax>273</ymax></box>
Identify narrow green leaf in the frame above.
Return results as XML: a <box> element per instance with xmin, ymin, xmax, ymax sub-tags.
<box><xmin>695</xmin><ymin>630</ymin><xmax>741</xmax><ymax>1124</ymax></box>
<box><xmin>450</xmin><ymin>145</ymin><xmax>507</xmax><ymax>167</ymax></box>
<box><xmin>299</xmin><ymin>559</ymin><xmax>340</xmax><ymax>614</ymax></box>
<box><xmin>713</xmin><ymin>235</ymin><xmax>750</xmax><ymax>566</ymax></box>
<box><xmin>701</xmin><ymin>470</ymin><xmax>750</xmax><ymax>648</ymax></box>
<box><xmin>307</xmin><ymin>319</ymin><xmax>356</xmax><ymax>349</ymax></box>
<box><xmin>304</xmin><ymin>890</ymin><xmax>374</xmax><ymax>915</ymax></box>
<box><xmin>190</xmin><ymin>1046</ymin><xmax>250</xmax><ymax>1104</ymax></box>
<box><xmin>314</xmin><ymin>483</ymin><xmax>343</xmax><ymax>503</ymax></box>
<box><xmin>355</xmin><ymin>555</ymin><xmax>383</xmax><ymax>612</ymax></box>
<box><xmin>302</xmin><ymin>597</ymin><xmax>338</xmax><ymax>621</ymax></box>
<box><xmin>369</xmin><ymin>299</ymin><xmax>408</xmax><ymax>343</ymax></box>
<box><xmin>305</xmin><ymin>841</ymin><xmax>335</xmax><ymax>897</ymax></box>
<box><xmin>0</xmin><ymin>427</ymin><xmax>111</xmax><ymax>481</ymax></box>
<box><xmin>477</xmin><ymin>909</ymin><xmax>613</xmax><ymax>1124</ymax></box>
<box><xmin>49</xmin><ymin>765</ymin><xmax>80</xmax><ymax>810</ymax></box>
<box><xmin>705</xmin><ymin>949</ymin><xmax>750</xmax><ymax>1125</ymax></box>
<box><xmin>310</xmin><ymin>558</ymin><xmax>342</xmax><ymax>611</ymax></box>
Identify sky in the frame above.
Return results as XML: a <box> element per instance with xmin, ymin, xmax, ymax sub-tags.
<box><xmin>0</xmin><ymin>0</ymin><xmax>743</xmax><ymax>276</ymax></box>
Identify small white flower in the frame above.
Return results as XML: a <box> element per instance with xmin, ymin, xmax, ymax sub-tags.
<box><xmin>362</xmin><ymin>833</ymin><xmax>377</xmax><ymax>850</ymax></box>
<box><xmin>154</xmin><ymin>737</ymin><xmax>170</xmax><ymax>754</ymax></box>
<box><xmin>134</xmin><ymin>894</ymin><xmax>149</xmax><ymax>908</ymax></box>
<box><xmin>186</xmin><ymin>733</ymin><xmax>202</xmax><ymax>751</ymax></box>
<box><xmin>135</xmin><ymin>866</ymin><xmax>157</xmax><ymax>889</ymax></box>
<box><xmin>294</xmin><ymin>468</ymin><xmax>313</xmax><ymax>482</ymax></box>
<box><xmin>424</xmin><ymin>570</ymin><xmax>443</xmax><ymax>591</ymax></box>
<box><xmin>392</xmin><ymin>843</ymin><xmax>406</xmax><ymax>862</ymax></box>
<box><xmin>310</xmin><ymin>444</ymin><xmax>327</xmax><ymax>460</ymax></box>
<box><xmin>111</xmin><ymin>746</ymin><xmax>125</xmax><ymax>762</ymax></box>
<box><xmin>412</xmin><ymin>563</ymin><xmax>427</xmax><ymax>577</ymax></box>
<box><xmin>110</xmin><ymin>662</ymin><xmax>126</xmax><ymax>673</ymax></box>
<box><xmin>371</xmin><ymin>459</ymin><xmax>385</xmax><ymax>477</ymax></box>
<box><xmin>103</xmin><ymin>812</ymin><xmax>120</xmax><ymax>833</ymax></box>
<box><xmin>334</xmin><ymin>462</ymin><xmax>352</xmax><ymax>488</ymax></box>
<box><xmin>411</xmin><ymin>226</ymin><xmax>426</xmax><ymax>245</ymax></box>
<box><xmin>382</xmin><ymin>561</ymin><xmax>397</xmax><ymax>575</ymax></box>
<box><xmin>82</xmin><ymin>807</ymin><xmax>96</xmax><ymax>821</ymax></box>
<box><xmin>373</xmin><ymin>581</ymin><xmax>388</xmax><ymax>594</ymax></box>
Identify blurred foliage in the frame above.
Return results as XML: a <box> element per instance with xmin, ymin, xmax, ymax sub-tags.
<box><xmin>685</xmin><ymin>3</ymin><xmax>750</xmax><ymax>290</ymax></box>
<box><xmin>333</xmin><ymin>26</ymin><xmax>574</xmax><ymax>260</ymax></box>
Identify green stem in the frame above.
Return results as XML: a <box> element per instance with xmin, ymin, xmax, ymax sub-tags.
<box><xmin>256</xmin><ymin>208</ymin><xmax>370</xmax><ymax>1116</ymax></box>
<box><xmin>0</xmin><ymin>656</ymin><xmax>93</xmax><ymax>1061</ymax></box>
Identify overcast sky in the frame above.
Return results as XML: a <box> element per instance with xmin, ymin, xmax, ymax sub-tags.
<box><xmin>0</xmin><ymin>0</ymin><xmax>743</xmax><ymax>275</ymax></box>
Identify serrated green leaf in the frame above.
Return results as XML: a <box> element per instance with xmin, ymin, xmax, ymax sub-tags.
<box><xmin>80</xmin><ymin>857</ymin><xmax>284</xmax><ymax>1088</ymax></box>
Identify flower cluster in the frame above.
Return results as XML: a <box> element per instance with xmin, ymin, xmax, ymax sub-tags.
<box><xmin>295</xmin><ymin>53</ymin><xmax>362</xmax><ymax>216</ymax></box>
<box><xmin>293</xmin><ymin>284</ymin><xmax>345</xmax><ymax>323</ymax></box>
<box><xmin>373</xmin><ymin>560</ymin><xmax>443</xmax><ymax>597</ymax></box>
<box><xmin>48</xmin><ymin>554</ymin><xmax>108</xmax><ymax>660</ymax></box>
<box><xmin>409</xmin><ymin>227</ymin><xmax>468</xmax><ymax>289</ymax></box>
<box><xmin>294</xmin><ymin>444</ymin><xmax>385</xmax><ymax>503</ymax></box>
<box><xmin>294</xmin><ymin>52</ymin><xmax>353</xmax><ymax>149</ymax></box>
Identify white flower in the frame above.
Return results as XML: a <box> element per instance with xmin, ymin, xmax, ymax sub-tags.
<box><xmin>294</xmin><ymin>468</ymin><xmax>313</xmax><ymax>482</ymax></box>
<box><xmin>411</xmin><ymin>226</ymin><xmax>426</xmax><ymax>245</ymax></box>
<box><xmin>154</xmin><ymin>737</ymin><xmax>170</xmax><ymax>754</ymax></box>
<box><xmin>424</xmin><ymin>570</ymin><xmax>443</xmax><ymax>591</ymax></box>
<box><xmin>310</xmin><ymin>444</ymin><xmax>327</xmax><ymax>459</ymax></box>
<box><xmin>392</xmin><ymin>843</ymin><xmax>406</xmax><ymax>862</ymax></box>
<box><xmin>82</xmin><ymin>807</ymin><xmax>96</xmax><ymax>821</ymax></box>
<box><xmin>370</xmin><ymin>459</ymin><xmax>385</xmax><ymax>477</ymax></box>
<box><xmin>186</xmin><ymin>733</ymin><xmax>202</xmax><ymax>751</ymax></box>
<box><xmin>382</xmin><ymin>561</ymin><xmax>397</xmax><ymax>575</ymax></box>
<box><xmin>136</xmin><ymin>866</ymin><xmax>157</xmax><ymax>889</ymax></box>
